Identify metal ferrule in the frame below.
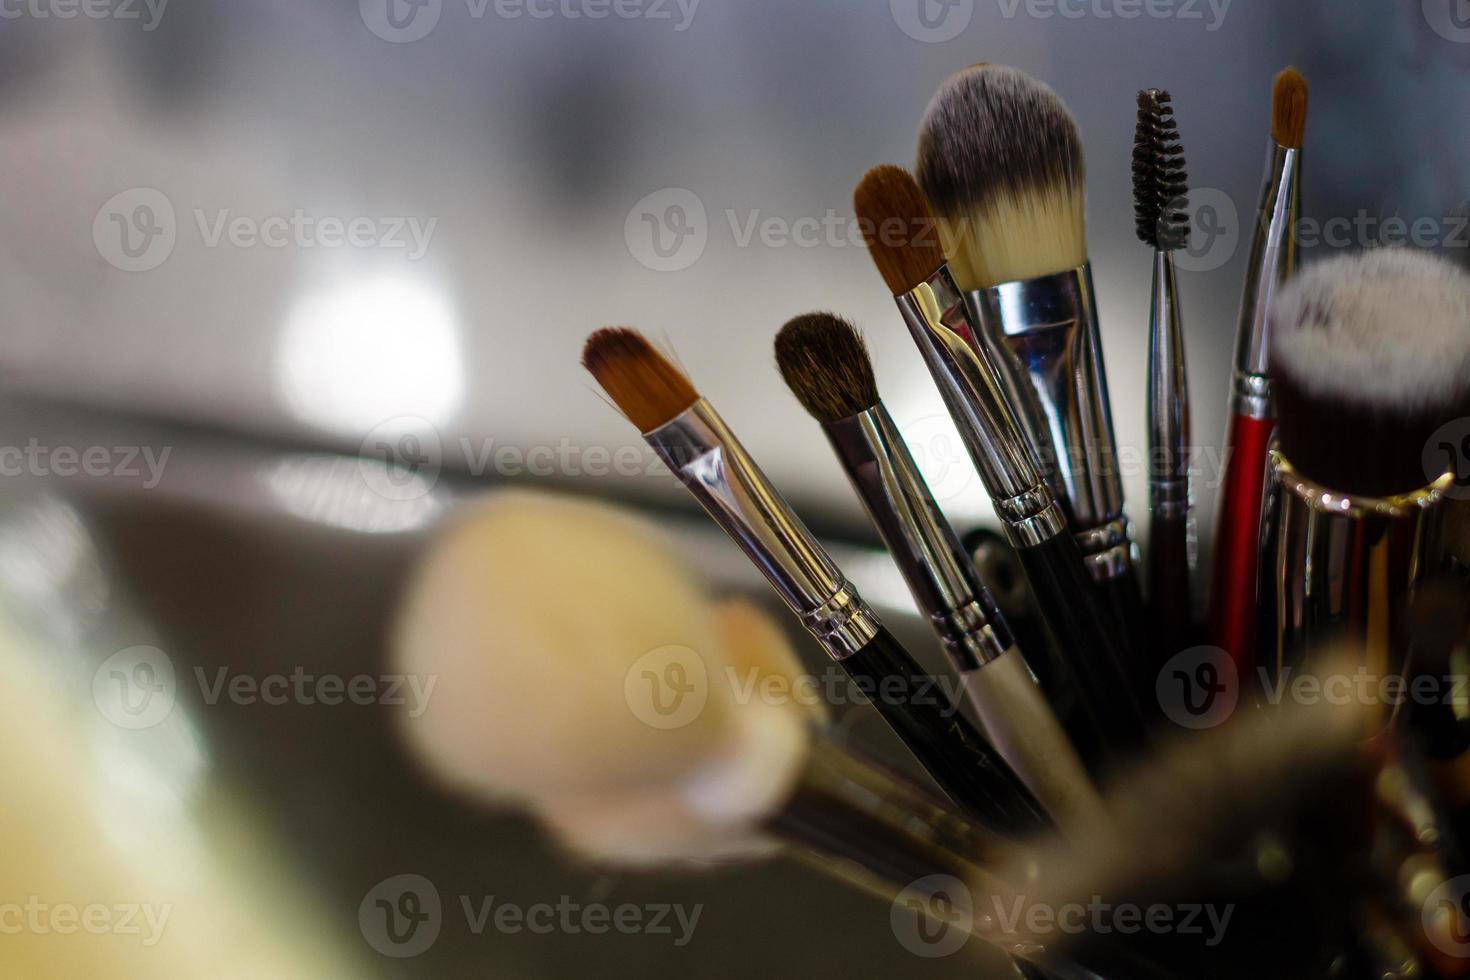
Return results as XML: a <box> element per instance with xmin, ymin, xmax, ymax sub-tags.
<box><xmin>967</xmin><ymin>264</ymin><xmax>1131</xmax><ymax>579</ymax></box>
<box><xmin>1257</xmin><ymin>444</ymin><xmax>1453</xmax><ymax>695</ymax></box>
<box><xmin>1230</xmin><ymin>142</ymin><xmax>1301</xmax><ymax>414</ymax></box>
<box><xmin>893</xmin><ymin>265</ymin><xmax>1065</xmax><ymax>551</ymax></box>
<box><xmin>645</xmin><ymin>399</ymin><xmax>880</xmax><ymax>659</ymax></box>
<box><xmin>825</xmin><ymin>404</ymin><xmax>1013</xmax><ymax>672</ymax></box>
<box><xmin>1147</xmin><ymin>248</ymin><xmax>1192</xmax><ymax>521</ymax></box>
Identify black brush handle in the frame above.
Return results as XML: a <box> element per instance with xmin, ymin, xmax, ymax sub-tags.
<box><xmin>1096</xmin><ymin>563</ymin><xmax>1156</xmax><ymax>718</ymax></box>
<box><xmin>840</xmin><ymin>626</ymin><xmax>1049</xmax><ymax>838</ymax></box>
<box><xmin>1015</xmin><ymin>532</ymin><xmax>1152</xmax><ymax>767</ymax></box>
<box><xmin>1146</xmin><ymin>512</ymin><xmax>1194</xmax><ymax>669</ymax></box>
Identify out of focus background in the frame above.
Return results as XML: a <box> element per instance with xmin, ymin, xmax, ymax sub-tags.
<box><xmin>0</xmin><ymin>1</ymin><xmax>1467</xmax><ymax>976</ymax></box>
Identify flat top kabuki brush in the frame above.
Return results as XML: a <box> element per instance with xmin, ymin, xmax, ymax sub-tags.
<box><xmin>1210</xmin><ymin>67</ymin><xmax>1308</xmax><ymax>683</ymax></box>
<box><xmin>1258</xmin><ymin>249</ymin><xmax>1470</xmax><ymax>695</ymax></box>
<box><xmin>582</xmin><ymin>328</ymin><xmax>1048</xmax><ymax>836</ymax></box>
<box><xmin>1132</xmin><ymin>89</ymin><xmax>1196</xmax><ymax>670</ymax></box>
<box><xmin>851</xmin><ymin>166</ymin><xmax>1149</xmax><ymax>769</ymax></box>
<box><xmin>775</xmin><ymin>311</ymin><xmax>1104</xmax><ymax>832</ymax></box>
<box><xmin>916</xmin><ymin>64</ymin><xmax>1148</xmax><ymax>693</ymax></box>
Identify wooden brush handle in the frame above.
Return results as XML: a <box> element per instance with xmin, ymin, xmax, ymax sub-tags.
<box><xmin>1209</xmin><ymin>412</ymin><xmax>1275</xmax><ymax>684</ymax></box>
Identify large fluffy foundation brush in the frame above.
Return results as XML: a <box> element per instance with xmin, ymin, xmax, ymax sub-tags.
<box><xmin>916</xmin><ymin>64</ymin><xmax>1147</xmax><ymax>688</ymax></box>
<box><xmin>392</xmin><ymin>491</ymin><xmax>1176</xmax><ymax>980</ymax></box>
<box><xmin>851</xmin><ymin>164</ymin><xmax>1150</xmax><ymax>768</ymax></box>
<box><xmin>774</xmin><ymin>311</ymin><xmax>1104</xmax><ymax>831</ymax></box>
<box><xmin>1132</xmin><ymin>89</ymin><xmax>1196</xmax><ymax>673</ymax></box>
<box><xmin>582</xmin><ymin>328</ymin><xmax>1047</xmax><ymax>835</ymax></box>
<box><xmin>1256</xmin><ymin>249</ymin><xmax>1470</xmax><ymax>708</ymax></box>
<box><xmin>1210</xmin><ymin>67</ymin><xmax>1308</xmax><ymax>684</ymax></box>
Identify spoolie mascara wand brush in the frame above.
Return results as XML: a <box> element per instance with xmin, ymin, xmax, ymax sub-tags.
<box><xmin>774</xmin><ymin>312</ymin><xmax>1104</xmax><ymax>832</ymax></box>
<box><xmin>1133</xmin><ymin>89</ymin><xmax>1196</xmax><ymax>673</ymax></box>
<box><xmin>851</xmin><ymin>166</ymin><xmax>1150</xmax><ymax>770</ymax></box>
<box><xmin>582</xmin><ymin>327</ymin><xmax>1048</xmax><ymax>836</ymax></box>
<box><xmin>1209</xmin><ymin>67</ymin><xmax>1308</xmax><ymax>687</ymax></box>
<box><xmin>916</xmin><ymin>64</ymin><xmax>1149</xmax><ymax>694</ymax></box>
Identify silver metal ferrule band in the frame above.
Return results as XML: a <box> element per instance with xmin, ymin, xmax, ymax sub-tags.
<box><xmin>892</xmin><ymin>266</ymin><xmax>1065</xmax><ymax>551</ymax></box>
<box><xmin>1148</xmin><ymin>249</ymin><xmax>1191</xmax><ymax>495</ymax></box>
<box><xmin>1230</xmin><ymin>372</ymin><xmax>1273</xmax><ymax>421</ymax></box>
<box><xmin>1233</xmin><ymin>142</ymin><xmax>1301</xmax><ymax>380</ymax></box>
<box><xmin>967</xmin><ymin>264</ymin><xmax>1127</xmax><ymax>541</ymax></box>
<box><xmin>645</xmin><ymin>399</ymin><xmax>880</xmax><ymax>658</ymax></box>
<box><xmin>1074</xmin><ymin>517</ymin><xmax>1132</xmax><ymax>580</ymax></box>
<box><xmin>826</xmin><ymin>405</ymin><xmax>1011</xmax><ymax>670</ymax></box>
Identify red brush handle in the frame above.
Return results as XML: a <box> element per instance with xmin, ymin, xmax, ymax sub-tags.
<box><xmin>1209</xmin><ymin>412</ymin><xmax>1276</xmax><ymax>684</ymax></box>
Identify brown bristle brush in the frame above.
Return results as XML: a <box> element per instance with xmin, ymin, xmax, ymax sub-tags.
<box><xmin>582</xmin><ymin>327</ymin><xmax>1050</xmax><ymax>837</ymax></box>
<box><xmin>851</xmin><ymin>164</ymin><xmax>1150</xmax><ymax>770</ymax></box>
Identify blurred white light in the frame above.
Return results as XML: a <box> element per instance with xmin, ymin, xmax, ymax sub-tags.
<box><xmin>275</xmin><ymin>274</ymin><xmax>463</xmax><ymax>437</ymax></box>
<box><xmin>261</xmin><ymin>455</ymin><xmax>445</xmax><ymax>534</ymax></box>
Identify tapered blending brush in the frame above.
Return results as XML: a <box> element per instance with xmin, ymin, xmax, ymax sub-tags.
<box><xmin>916</xmin><ymin>65</ymin><xmax>1148</xmax><ymax>689</ymax></box>
<box><xmin>393</xmin><ymin>491</ymin><xmax>1174</xmax><ymax>980</ymax></box>
<box><xmin>1256</xmin><ymin>249</ymin><xmax>1470</xmax><ymax>703</ymax></box>
<box><xmin>1210</xmin><ymin>67</ymin><xmax>1308</xmax><ymax>685</ymax></box>
<box><xmin>1132</xmin><ymin>89</ymin><xmax>1196</xmax><ymax>671</ymax></box>
<box><xmin>774</xmin><ymin>311</ymin><xmax>1104</xmax><ymax>831</ymax></box>
<box><xmin>582</xmin><ymin>328</ymin><xmax>1048</xmax><ymax>835</ymax></box>
<box><xmin>851</xmin><ymin>165</ymin><xmax>1150</xmax><ymax>767</ymax></box>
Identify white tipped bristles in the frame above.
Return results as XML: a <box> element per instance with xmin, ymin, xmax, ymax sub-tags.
<box><xmin>392</xmin><ymin>490</ymin><xmax>814</xmax><ymax>865</ymax></box>
<box><xmin>1270</xmin><ymin>248</ymin><xmax>1470</xmax><ymax>408</ymax></box>
<box><xmin>936</xmin><ymin>190</ymin><xmax>1086</xmax><ymax>290</ymax></box>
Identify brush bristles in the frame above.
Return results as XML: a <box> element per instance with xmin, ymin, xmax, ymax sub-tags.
<box><xmin>852</xmin><ymin>165</ymin><xmax>947</xmax><ymax>295</ymax></box>
<box><xmin>1270</xmin><ymin>249</ymin><xmax>1470</xmax><ymax>495</ymax></box>
<box><xmin>916</xmin><ymin>64</ymin><xmax>1087</xmax><ymax>288</ymax></box>
<box><xmin>1271</xmin><ymin>67</ymin><xmax>1308</xmax><ymax>149</ymax></box>
<box><xmin>1132</xmin><ymin>89</ymin><xmax>1190</xmax><ymax>251</ymax></box>
<box><xmin>582</xmin><ymin>327</ymin><xmax>699</xmax><ymax>433</ymax></box>
<box><xmin>774</xmin><ymin>313</ymin><xmax>880</xmax><ymax>424</ymax></box>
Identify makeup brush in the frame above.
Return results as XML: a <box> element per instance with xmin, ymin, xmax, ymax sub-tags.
<box><xmin>774</xmin><ymin>311</ymin><xmax>1104</xmax><ymax>831</ymax></box>
<box><xmin>916</xmin><ymin>65</ymin><xmax>1148</xmax><ymax>691</ymax></box>
<box><xmin>393</xmin><ymin>490</ymin><xmax>1171</xmax><ymax>980</ymax></box>
<box><xmin>851</xmin><ymin>164</ymin><xmax>1150</xmax><ymax>767</ymax></box>
<box><xmin>1132</xmin><ymin>89</ymin><xmax>1196</xmax><ymax>671</ymax></box>
<box><xmin>582</xmin><ymin>328</ymin><xmax>1048</xmax><ymax>835</ymax></box>
<box><xmin>1210</xmin><ymin>67</ymin><xmax>1308</xmax><ymax>686</ymax></box>
<box><xmin>1257</xmin><ymin>249</ymin><xmax>1470</xmax><ymax>701</ymax></box>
